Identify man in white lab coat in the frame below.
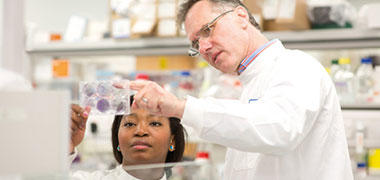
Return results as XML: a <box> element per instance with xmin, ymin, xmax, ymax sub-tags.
<box><xmin>126</xmin><ymin>0</ymin><xmax>353</xmax><ymax>179</ymax></box>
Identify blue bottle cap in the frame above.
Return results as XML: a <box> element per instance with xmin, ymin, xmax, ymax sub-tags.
<box><xmin>357</xmin><ymin>163</ymin><xmax>366</xmax><ymax>168</ymax></box>
<box><xmin>181</xmin><ymin>71</ymin><xmax>191</xmax><ymax>76</ymax></box>
<box><xmin>361</xmin><ymin>57</ymin><xmax>372</xmax><ymax>64</ymax></box>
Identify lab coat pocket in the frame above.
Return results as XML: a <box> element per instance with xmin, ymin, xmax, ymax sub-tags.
<box><xmin>233</xmin><ymin>151</ymin><xmax>260</xmax><ymax>171</ymax></box>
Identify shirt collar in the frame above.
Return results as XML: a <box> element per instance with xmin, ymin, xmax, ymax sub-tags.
<box><xmin>237</xmin><ymin>39</ymin><xmax>279</xmax><ymax>74</ymax></box>
<box><xmin>238</xmin><ymin>39</ymin><xmax>285</xmax><ymax>85</ymax></box>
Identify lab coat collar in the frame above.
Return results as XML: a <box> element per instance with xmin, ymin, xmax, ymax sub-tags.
<box><xmin>238</xmin><ymin>39</ymin><xmax>285</xmax><ymax>86</ymax></box>
<box><xmin>118</xmin><ymin>165</ymin><xmax>167</xmax><ymax>180</ymax></box>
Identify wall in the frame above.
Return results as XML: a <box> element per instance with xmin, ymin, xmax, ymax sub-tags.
<box><xmin>1</xmin><ymin>0</ymin><xmax>27</xmax><ymax>76</ymax></box>
<box><xmin>0</xmin><ymin>0</ymin><xmax>3</xmax><ymax>66</ymax></box>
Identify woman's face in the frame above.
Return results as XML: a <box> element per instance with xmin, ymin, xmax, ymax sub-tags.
<box><xmin>118</xmin><ymin>108</ymin><xmax>173</xmax><ymax>166</ymax></box>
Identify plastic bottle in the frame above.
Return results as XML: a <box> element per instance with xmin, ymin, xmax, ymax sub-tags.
<box><xmin>355</xmin><ymin>122</ymin><xmax>367</xmax><ymax>179</ymax></box>
<box><xmin>176</xmin><ymin>71</ymin><xmax>195</xmax><ymax>99</ymax></box>
<box><xmin>372</xmin><ymin>65</ymin><xmax>380</xmax><ymax>104</ymax></box>
<box><xmin>334</xmin><ymin>58</ymin><xmax>355</xmax><ymax>105</ymax></box>
<box><xmin>330</xmin><ymin>59</ymin><xmax>340</xmax><ymax>78</ymax></box>
<box><xmin>195</xmin><ymin>151</ymin><xmax>212</xmax><ymax>180</ymax></box>
<box><xmin>355</xmin><ymin>57</ymin><xmax>374</xmax><ymax>104</ymax></box>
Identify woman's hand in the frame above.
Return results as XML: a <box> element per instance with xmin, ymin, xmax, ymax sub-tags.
<box><xmin>69</xmin><ymin>104</ymin><xmax>90</xmax><ymax>154</ymax></box>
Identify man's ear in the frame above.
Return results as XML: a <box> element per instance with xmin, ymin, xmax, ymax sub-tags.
<box><xmin>235</xmin><ymin>6</ymin><xmax>250</xmax><ymax>29</ymax></box>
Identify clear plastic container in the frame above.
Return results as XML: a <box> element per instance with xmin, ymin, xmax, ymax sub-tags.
<box><xmin>79</xmin><ymin>80</ymin><xmax>130</xmax><ymax>115</ymax></box>
<box><xmin>355</xmin><ymin>57</ymin><xmax>374</xmax><ymax>103</ymax></box>
<box><xmin>176</xmin><ymin>71</ymin><xmax>195</xmax><ymax>99</ymax></box>
<box><xmin>372</xmin><ymin>66</ymin><xmax>380</xmax><ymax>104</ymax></box>
<box><xmin>195</xmin><ymin>152</ymin><xmax>212</xmax><ymax>180</ymax></box>
<box><xmin>334</xmin><ymin>58</ymin><xmax>355</xmax><ymax>105</ymax></box>
<box><xmin>330</xmin><ymin>59</ymin><xmax>340</xmax><ymax>78</ymax></box>
<box><xmin>355</xmin><ymin>122</ymin><xmax>367</xmax><ymax>179</ymax></box>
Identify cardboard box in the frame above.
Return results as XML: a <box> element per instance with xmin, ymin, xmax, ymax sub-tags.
<box><xmin>263</xmin><ymin>0</ymin><xmax>310</xmax><ymax>31</ymax></box>
<box><xmin>136</xmin><ymin>55</ymin><xmax>196</xmax><ymax>70</ymax></box>
<box><xmin>110</xmin><ymin>0</ymin><xmax>158</xmax><ymax>38</ymax></box>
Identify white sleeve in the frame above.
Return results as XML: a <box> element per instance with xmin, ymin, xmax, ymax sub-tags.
<box><xmin>68</xmin><ymin>148</ymin><xmax>106</xmax><ymax>180</ymax></box>
<box><xmin>68</xmin><ymin>148</ymin><xmax>78</xmax><ymax>164</ymax></box>
<box><xmin>182</xmin><ymin>60</ymin><xmax>326</xmax><ymax>155</ymax></box>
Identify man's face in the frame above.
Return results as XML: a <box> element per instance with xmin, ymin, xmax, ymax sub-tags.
<box><xmin>118</xmin><ymin>108</ymin><xmax>173</xmax><ymax>166</ymax></box>
<box><xmin>184</xmin><ymin>0</ymin><xmax>248</xmax><ymax>74</ymax></box>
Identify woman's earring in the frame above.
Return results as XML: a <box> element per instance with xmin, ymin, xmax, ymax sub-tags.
<box><xmin>169</xmin><ymin>144</ymin><xmax>175</xmax><ymax>152</ymax></box>
<box><xmin>117</xmin><ymin>146</ymin><xmax>121</xmax><ymax>151</ymax></box>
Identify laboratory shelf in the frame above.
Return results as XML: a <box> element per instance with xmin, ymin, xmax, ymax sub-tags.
<box><xmin>26</xmin><ymin>29</ymin><xmax>380</xmax><ymax>57</ymax></box>
<box><xmin>348</xmin><ymin>139</ymin><xmax>380</xmax><ymax>148</ymax></box>
<box><xmin>26</xmin><ymin>37</ymin><xmax>190</xmax><ymax>56</ymax></box>
<box><xmin>264</xmin><ymin>28</ymin><xmax>380</xmax><ymax>50</ymax></box>
<box><xmin>342</xmin><ymin>104</ymin><xmax>380</xmax><ymax>110</ymax></box>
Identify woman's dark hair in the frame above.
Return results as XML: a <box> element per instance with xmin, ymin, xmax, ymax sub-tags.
<box><xmin>177</xmin><ymin>0</ymin><xmax>261</xmax><ymax>30</ymax></box>
<box><xmin>111</xmin><ymin>95</ymin><xmax>186</xmax><ymax>164</ymax></box>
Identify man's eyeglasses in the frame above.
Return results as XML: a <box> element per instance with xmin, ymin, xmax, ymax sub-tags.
<box><xmin>188</xmin><ymin>10</ymin><xmax>234</xmax><ymax>57</ymax></box>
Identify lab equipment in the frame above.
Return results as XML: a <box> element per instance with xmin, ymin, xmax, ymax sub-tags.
<box><xmin>177</xmin><ymin>71</ymin><xmax>195</xmax><ymax>98</ymax></box>
<box><xmin>0</xmin><ymin>91</ymin><xmax>70</xmax><ymax>178</ymax></box>
<box><xmin>355</xmin><ymin>122</ymin><xmax>367</xmax><ymax>179</ymax></box>
<box><xmin>369</xmin><ymin>149</ymin><xmax>380</xmax><ymax>175</ymax></box>
<box><xmin>372</xmin><ymin>63</ymin><xmax>380</xmax><ymax>104</ymax></box>
<box><xmin>334</xmin><ymin>58</ymin><xmax>355</xmax><ymax>104</ymax></box>
<box><xmin>79</xmin><ymin>80</ymin><xmax>130</xmax><ymax>115</ymax></box>
<box><xmin>329</xmin><ymin>59</ymin><xmax>340</xmax><ymax>78</ymax></box>
<box><xmin>355</xmin><ymin>57</ymin><xmax>374</xmax><ymax>103</ymax></box>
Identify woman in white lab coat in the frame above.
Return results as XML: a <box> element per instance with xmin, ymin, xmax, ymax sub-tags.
<box><xmin>69</xmin><ymin>96</ymin><xmax>186</xmax><ymax>180</ymax></box>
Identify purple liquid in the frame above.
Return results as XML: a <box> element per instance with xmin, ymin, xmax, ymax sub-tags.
<box><xmin>116</xmin><ymin>102</ymin><xmax>126</xmax><ymax>113</ymax></box>
<box><xmin>97</xmin><ymin>99</ymin><xmax>110</xmax><ymax>112</ymax></box>
<box><xmin>84</xmin><ymin>84</ymin><xmax>95</xmax><ymax>97</ymax></box>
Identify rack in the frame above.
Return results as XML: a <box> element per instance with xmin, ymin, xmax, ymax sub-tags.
<box><xmin>26</xmin><ymin>28</ymin><xmax>380</xmax><ymax>57</ymax></box>
<box><xmin>342</xmin><ymin>104</ymin><xmax>380</xmax><ymax>110</ymax></box>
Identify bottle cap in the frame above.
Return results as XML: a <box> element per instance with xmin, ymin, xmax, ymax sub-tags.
<box><xmin>357</xmin><ymin>163</ymin><xmax>366</xmax><ymax>168</ymax></box>
<box><xmin>196</xmin><ymin>152</ymin><xmax>209</xmax><ymax>159</ymax></box>
<box><xmin>331</xmin><ymin>59</ymin><xmax>339</xmax><ymax>65</ymax></box>
<box><xmin>339</xmin><ymin>58</ymin><xmax>351</xmax><ymax>65</ymax></box>
<box><xmin>136</xmin><ymin>73</ymin><xmax>149</xmax><ymax>80</ymax></box>
<box><xmin>361</xmin><ymin>57</ymin><xmax>372</xmax><ymax>64</ymax></box>
<box><xmin>181</xmin><ymin>71</ymin><xmax>191</xmax><ymax>76</ymax></box>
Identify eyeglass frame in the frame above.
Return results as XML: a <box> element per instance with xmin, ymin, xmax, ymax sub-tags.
<box><xmin>188</xmin><ymin>9</ymin><xmax>234</xmax><ymax>57</ymax></box>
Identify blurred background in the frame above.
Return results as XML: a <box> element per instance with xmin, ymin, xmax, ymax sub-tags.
<box><xmin>1</xmin><ymin>0</ymin><xmax>380</xmax><ymax>179</ymax></box>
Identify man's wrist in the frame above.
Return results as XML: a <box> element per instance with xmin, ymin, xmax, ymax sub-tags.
<box><xmin>175</xmin><ymin>99</ymin><xmax>186</xmax><ymax>119</ymax></box>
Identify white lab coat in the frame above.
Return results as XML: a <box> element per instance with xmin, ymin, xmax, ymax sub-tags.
<box><xmin>69</xmin><ymin>150</ymin><xmax>167</xmax><ymax>180</ymax></box>
<box><xmin>182</xmin><ymin>40</ymin><xmax>353</xmax><ymax>180</ymax></box>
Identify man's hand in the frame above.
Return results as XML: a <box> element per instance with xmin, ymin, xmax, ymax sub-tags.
<box><xmin>122</xmin><ymin>80</ymin><xmax>186</xmax><ymax>119</ymax></box>
<box><xmin>69</xmin><ymin>104</ymin><xmax>90</xmax><ymax>154</ymax></box>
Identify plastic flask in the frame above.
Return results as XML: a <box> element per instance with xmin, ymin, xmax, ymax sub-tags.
<box><xmin>355</xmin><ymin>122</ymin><xmax>367</xmax><ymax>179</ymax></box>
<box><xmin>195</xmin><ymin>152</ymin><xmax>212</xmax><ymax>180</ymax></box>
<box><xmin>355</xmin><ymin>57</ymin><xmax>374</xmax><ymax>103</ymax></box>
<box><xmin>334</xmin><ymin>58</ymin><xmax>355</xmax><ymax>105</ymax></box>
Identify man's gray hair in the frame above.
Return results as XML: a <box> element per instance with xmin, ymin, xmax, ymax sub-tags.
<box><xmin>177</xmin><ymin>0</ymin><xmax>261</xmax><ymax>30</ymax></box>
